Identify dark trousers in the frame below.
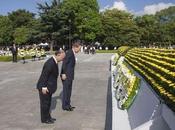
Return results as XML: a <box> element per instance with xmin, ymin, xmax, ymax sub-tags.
<box><xmin>22</xmin><ymin>57</ymin><xmax>25</xmax><ymax>64</ymax></box>
<box><xmin>62</xmin><ymin>80</ymin><xmax>73</xmax><ymax>109</ymax></box>
<box><xmin>12</xmin><ymin>54</ymin><xmax>17</xmax><ymax>62</ymax></box>
<box><xmin>39</xmin><ymin>91</ymin><xmax>52</xmax><ymax>122</ymax></box>
<box><xmin>32</xmin><ymin>56</ymin><xmax>36</xmax><ymax>61</ymax></box>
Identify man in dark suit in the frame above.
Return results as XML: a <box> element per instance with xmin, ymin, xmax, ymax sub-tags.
<box><xmin>11</xmin><ymin>44</ymin><xmax>18</xmax><ymax>62</ymax></box>
<box><xmin>37</xmin><ymin>50</ymin><xmax>65</xmax><ymax>124</ymax></box>
<box><xmin>61</xmin><ymin>40</ymin><xmax>81</xmax><ymax>111</ymax></box>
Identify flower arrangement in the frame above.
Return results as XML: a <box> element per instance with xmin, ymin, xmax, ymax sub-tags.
<box><xmin>125</xmin><ymin>47</ymin><xmax>175</xmax><ymax>112</ymax></box>
<box><xmin>112</xmin><ymin>54</ymin><xmax>140</xmax><ymax>110</ymax></box>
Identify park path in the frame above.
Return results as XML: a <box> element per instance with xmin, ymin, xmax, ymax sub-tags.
<box><xmin>0</xmin><ymin>53</ymin><xmax>113</xmax><ymax>130</ymax></box>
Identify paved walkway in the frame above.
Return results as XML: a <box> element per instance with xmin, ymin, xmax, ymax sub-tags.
<box><xmin>0</xmin><ymin>53</ymin><xmax>113</xmax><ymax>130</ymax></box>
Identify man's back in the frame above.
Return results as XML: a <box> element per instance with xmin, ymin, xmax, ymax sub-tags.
<box><xmin>37</xmin><ymin>57</ymin><xmax>58</xmax><ymax>94</ymax></box>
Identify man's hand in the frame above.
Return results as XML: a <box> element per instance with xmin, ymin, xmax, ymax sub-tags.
<box><xmin>42</xmin><ymin>87</ymin><xmax>49</xmax><ymax>95</ymax></box>
<box><xmin>61</xmin><ymin>74</ymin><xmax>67</xmax><ymax>80</ymax></box>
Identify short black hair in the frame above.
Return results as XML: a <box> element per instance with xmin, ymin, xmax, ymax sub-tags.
<box><xmin>72</xmin><ymin>39</ymin><xmax>82</xmax><ymax>47</ymax></box>
<box><xmin>55</xmin><ymin>50</ymin><xmax>64</xmax><ymax>56</ymax></box>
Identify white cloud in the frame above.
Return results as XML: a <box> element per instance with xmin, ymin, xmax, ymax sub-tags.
<box><xmin>100</xmin><ymin>1</ymin><xmax>127</xmax><ymax>12</ymax></box>
<box><xmin>144</xmin><ymin>2</ymin><xmax>175</xmax><ymax>15</ymax></box>
<box><xmin>110</xmin><ymin>1</ymin><xmax>127</xmax><ymax>11</ymax></box>
<box><xmin>100</xmin><ymin>1</ymin><xmax>175</xmax><ymax>16</ymax></box>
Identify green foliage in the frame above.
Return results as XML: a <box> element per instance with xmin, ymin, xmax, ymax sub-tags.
<box><xmin>135</xmin><ymin>6</ymin><xmax>175</xmax><ymax>46</ymax></box>
<box><xmin>38</xmin><ymin>0</ymin><xmax>62</xmax><ymax>42</ymax></box>
<box><xmin>101</xmin><ymin>9</ymin><xmax>140</xmax><ymax>47</ymax></box>
<box><xmin>0</xmin><ymin>16</ymin><xmax>13</xmax><ymax>45</ymax></box>
<box><xmin>134</xmin><ymin>15</ymin><xmax>158</xmax><ymax>46</ymax></box>
<box><xmin>8</xmin><ymin>9</ymin><xmax>35</xmax><ymax>28</ymax></box>
<box><xmin>0</xmin><ymin>56</ymin><xmax>13</xmax><ymax>61</ymax></box>
<box><xmin>0</xmin><ymin>9</ymin><xmax>41</xmax><ymax>45</ymax></box>
<box><xmin>37</xmin><ymin>0</ymin><xmax>102</xmax><ymax>46</ymax></box>
<box><xmin>0</xmin><ymin>2</ymin><xmax>174</xmax><ymax>47</ymax></box>
<box><xmin>61</xmin><ymin>0</ymin><xmax>102</xmax><ymax>42</ymax></box>
<box><xmin>13</xmin><ymin>27</ymin><xmax>32</xmax><ymax>44</ymax></box>
<box><xmin>156</xmin><ymin>6</ymin><xmax>175</xmax><ymax>23</ymax></box>
<box><xmin>27</xmin><ymin>19</ymin><xmax>43</xmax><ymax>42</ymax></box>
<box><xmin>156</xmin><ymin>6</ymin><xmax>175</xmax><ymax>45</ymax></box>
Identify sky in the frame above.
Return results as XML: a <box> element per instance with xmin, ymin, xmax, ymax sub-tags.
<box><xmin>0</xmin><ymin>0</ymin><xmax>175</xmax><ymax>16</ymax></box>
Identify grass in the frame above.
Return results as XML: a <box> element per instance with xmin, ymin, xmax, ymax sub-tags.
<box><xmin>0</xmin><ymin>56</ymin><xmax>32</xmax><ymax>62</ymax></box>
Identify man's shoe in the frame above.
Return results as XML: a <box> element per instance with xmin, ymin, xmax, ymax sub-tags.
<box><xmin>50</xmin><ymin>117</ymin><xmax>56</xmax><ymax>121</ymax></box>
<box><xmin>42</xmin><ymin>119</ymin><xmax>54</xmax><ymax>124</ymax></box>
<box><xmin>70</xmin><ymin>106</ymin><xmax>76</xmax><ymax>109</ymax></box>
<box><xmin>63</xmin><ymin>107</ymin><xmax>73</xmax><ymax>111</ymax></box>
<box><xmin>69</xmin><ymin>107</ymin><xmax>74</xmax><ymax>111</ymax></box>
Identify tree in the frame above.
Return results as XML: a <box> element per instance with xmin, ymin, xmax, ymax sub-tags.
<box><xmin>61</xmin><ymin>0</ymin><xmax>102</xmax><ymax>43</ymax></box>
<box><xmin>134</xmin><ymin>6</ymin><xmax>175</xmax><ymax>47</ymax></box>
<box><xmin>26</xmin><ymin>18</ymin><xmax>43</xmax><ymax>43</ymax></box>
<box><xmin>0</xmin><ymin>16</ymin><xmax>13</xmax><ymax>45</ymax></box>
<box><xmin>135</xmin><ymin>15</ymin><xmax>159</xmax><ymax>46</ymax></box>
<box><xmin>8</xmin><ymin>9</ymin><xmax>35</xmax><ymax>28</ymax></box>
<box><xmin>37</xmin><ymin>0</ymin><xmax>62</xmax><ymax>50</ymax></box>
<box><xmin>156</xmin><ymin>6</ymin><xmax>175</xmax><ymax>24</ymax></box>
<box><xmin>7</xmin><ymin>9</ymin><xmax>42</xmax><ymax>44</ymax></box>
<box><xmin>13</xmin><ymin>26</ymin><xmax>32</xmax><ymax>44</ymax></box>
<box><xmin>156</xmin><ymin>6</ymin><xmax>175</xmax><ymax>45</ymax></box>
<box><xmin>37</xmin><ymin>0</ymin><xmax>102</xmax><ymax>49</ymax></box>
<box><xmin>101</xmin><ymin>9</ymin><xmax>140</xmax><ymax>47</ymax></box>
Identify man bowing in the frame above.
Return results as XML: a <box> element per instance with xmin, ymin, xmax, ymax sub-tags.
<box><xmin>61</xmin><ymin>40</ymin><xmax>81</xmax><ymax>111</ymax></box>
<box><xmin>37</xmin><ymin>50</ymin><xmax>65</xmax><ymax>124</ymax></box>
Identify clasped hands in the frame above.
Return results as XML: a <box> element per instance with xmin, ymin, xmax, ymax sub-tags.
<box><xmin>61</xmin><ymin>74</ymin><xmax>67</xmax><ymax>80</ymax></box>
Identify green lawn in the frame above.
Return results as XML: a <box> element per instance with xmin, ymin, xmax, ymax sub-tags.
<box><xmin>0</xmin><ymin>56</ymin><xmax>32</xmax><ymax>62</ymax></box>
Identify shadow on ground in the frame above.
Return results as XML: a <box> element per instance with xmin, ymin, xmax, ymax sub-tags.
<box><xmin>105</xmin><ymin>76</ymin><xmax>112</xmax><ymax>130</ymax></box>
<box><xmin>51</xmin><ymin>91</ymin><xmax>62</xmax><ymax>111</ymax></box>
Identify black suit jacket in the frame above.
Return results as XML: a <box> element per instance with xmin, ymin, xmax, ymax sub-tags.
<box><xmin>37</xmin><ymin>57</ymin><xmax>58</xmax><ymax>94</ymax></box>
<box><xmin>61</xmin><ymin>49</ymin><xmax>76</xmax><ymax>80</ymax></box>
<box><xmin>11</xmin><ymin>47</ymin><xmax>18</xmax><ymax>55</ymax></box>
